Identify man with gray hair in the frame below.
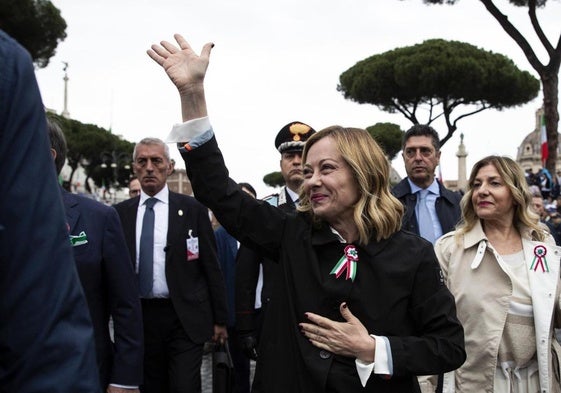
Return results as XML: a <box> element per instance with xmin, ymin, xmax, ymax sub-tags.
<box><xmin>114</xmin><ymin>137</ymin><xmax>228</xmax><ymax>393</ymax></box>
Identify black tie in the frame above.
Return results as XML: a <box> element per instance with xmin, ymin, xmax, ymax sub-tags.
<box><xmin>139</xmin><ymin>197</ymin><xmax>157</xmax><ymax>297</ymax></box>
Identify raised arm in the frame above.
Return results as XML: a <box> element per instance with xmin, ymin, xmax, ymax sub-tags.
<box><xmin>147</xmin><ymin>34</ymin><xmax>213</xmax><ymax>122</ymax></box>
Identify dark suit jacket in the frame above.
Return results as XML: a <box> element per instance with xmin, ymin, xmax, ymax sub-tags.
<box><xmin>114</xmin><ymin>191</ymin><xmax>227</xmax><ymax>343</ymax></box>
<box><xmin>392</xmin><ymin>178</ymin><xmax>462</xmax><ymax>237</ymax></box>
<box><xmin>63</xmin><ymin>191</ymin><xmax>143</xmax><ymax>387</ymax></box>
<box><xmin>182</xmin><ymin>136</ymin><xmax>466</xmax><ymax>393</ymax></box>
<box><xmin>0</xmin><ymin>29</ymin><xmax>100</xmax><ymax>392</ymax></box>
<box><xmin>235</xmin><ymin>187</ymin><xmax>295</xmax><ymax>333</ymax></box>
<box><xmin>214</xmin><ymin>226</ymin><xmax>238</xmax><ymax>327</ymax></box>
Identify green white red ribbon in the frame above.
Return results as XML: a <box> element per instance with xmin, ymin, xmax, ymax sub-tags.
<box><xmin>330</xmin><ymin>245</ymin><xmax>359</xmax><ymax>282</ymax></box>
<box><xmin>530</xmin><ymin>245</ymin><xmax>549</xmax><ymax>273</ymax></box>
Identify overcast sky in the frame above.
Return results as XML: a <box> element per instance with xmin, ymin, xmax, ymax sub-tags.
<box><xmin>35</xmin><ymin>0</ymin><xmax>561</xmax><ymax>197</ymax></box>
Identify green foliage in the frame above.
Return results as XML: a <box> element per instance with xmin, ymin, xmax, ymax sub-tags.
<box><xmin>0</xmin><ymin>0</ymin><xmax>67</xmax><ymax>68</ymax></box>
<box><xmin>48</xmin><ymin>113</ymin><xmax>134</xmax><ymax>189</ymax></box>
<box><xmin>416</xmin><ymin>0</ymin><xmax>560</xmax><ymax>174</ymax></box>
<box><xmin>339</xmin><ymin>39</ymin><xmax>539</xmax><ymax>110</ymax></box>
<box><xmin>366</xmin><ymin>123</ymin><xmax>404</xmax><ymax>161</ymax></box>
<box><xmin>263</xmin><ymin>171</ymin><xmax>285</xmax><ymax>188</ymax></box>
<box><xmin>338</xmin><ymin>39</ymin><xmax>540</xmax><ymax>146</ymax></box>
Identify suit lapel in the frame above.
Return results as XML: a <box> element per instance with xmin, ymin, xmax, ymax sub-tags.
<box><xmin>523</xmin><ymin>239</ymin><xmax>560</xmax><ymax>335</ymax></box>
<box><xmin>123</xmin><ymin>198</ymin><xmax>139</xmax><ymax>235</ymax></box>
<box><xmin>119</xmin><ymin>198</ymin><xmax>139</xmax><ymax>263</ymax></box>
<box><xmin>167</xmin><ymin>192</ymin><xmax>182</xmax><ymax>247</ymax></box>
<box><xmin>62</xmin><ymin>191</ymin><xmax>80</xmax><ymax>233</ymax></box>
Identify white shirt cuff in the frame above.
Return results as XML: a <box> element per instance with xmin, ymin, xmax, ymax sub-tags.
<box><xmin>355</xmin><ymin>335</ymin><xmax>392</xmax><ymax>387</ymax></box>
<box><xmin>109</xmin><ymin>383</ymin><xmax>138</xmax><ymax>389</ymax></box>
<box><xmin>166</xmin><ymin>116</ymin><xmax>211</xmax><ymax>143</ymax></box>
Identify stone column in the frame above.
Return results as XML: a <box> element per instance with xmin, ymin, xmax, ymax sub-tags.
<box><xmin>456</xmin><ymin>133</ymin><xmax>468</xmax><ymax>191</ymax></box>
<box><xmin>62</xmin><ymin>62</ymin><xmax>70</xmax><ymax>119</ymax></box>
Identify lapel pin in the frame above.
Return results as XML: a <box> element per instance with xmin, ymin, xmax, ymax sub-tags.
<box><xmin>178</xmin><ymin>209</ymin><xmax>183</xmax><ymax>216</ymax></box>
<box><xmin>531</xmin><ymin>245</ymin><xmax>549</xmax><ymax>273</ymax></box>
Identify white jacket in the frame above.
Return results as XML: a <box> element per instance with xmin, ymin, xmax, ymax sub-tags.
<box><xmin>435</xmin><ymin>221</ymin><xmax>561</xmax><ymax>393</ymax></box>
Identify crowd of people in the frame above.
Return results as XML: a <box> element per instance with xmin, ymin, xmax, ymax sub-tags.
<box><xmin>3</xmin><ymin>27</ymin><xmax>561</xmax><ymax>393</ymax></box>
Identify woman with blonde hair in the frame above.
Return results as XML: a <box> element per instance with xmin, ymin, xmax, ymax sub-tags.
<box><xmin>435</xmin><ymin>155</ymin><xmax>561</xmax><ymax>392</ymax></box>
<box><xmin>147</xmin><ymin>34</ymin><xmax>466</xmax><ymax>393</ymax></box>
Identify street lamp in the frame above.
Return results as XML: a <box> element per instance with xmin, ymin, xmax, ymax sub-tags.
<box><xmin>99</xmin><ymin>151</ymin><xmax>132</xmax><ymax>203</ymax></box>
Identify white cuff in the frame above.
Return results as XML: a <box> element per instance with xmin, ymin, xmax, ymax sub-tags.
<box><xmin>166</xmin><ymin>116</ymin><xmax>211</xmax><ymax>143</ymax></box>
<box><xmin>109</xmin><ymin>383</ymin><xmax>139</xmax><ymax>389</ymax></box>
<box><xmin>355</xmin><ymin>335</ymin><xmax>391</xmax><ymax>387</ymax></box>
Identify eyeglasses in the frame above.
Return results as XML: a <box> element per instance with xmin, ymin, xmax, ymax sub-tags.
<box><xmin>404</xmin><ymin>147</ymin><xmax>436</xmax><ymax>158</ymax></box>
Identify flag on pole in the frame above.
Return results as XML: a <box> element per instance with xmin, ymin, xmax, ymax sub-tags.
<box><xmin>541</xmin><ymin>113</ymin><xmax>548</xmax><ymax>167</ymax></box>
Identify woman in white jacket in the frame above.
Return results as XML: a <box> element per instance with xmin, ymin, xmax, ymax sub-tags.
<box><xmin>435</xmin><ymin>155</ymin><xmax>561</xmax><ymax>393</ymax></box>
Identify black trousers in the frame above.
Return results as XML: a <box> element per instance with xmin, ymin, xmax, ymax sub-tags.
<box><xmin>227</xmin><ymin>327</ymin><xmax>250</xmax><ymax>393</ymax></box>
<box><xmin>141</xmin><ymin>298</ymin><xmax>203</xmax><ymax>393</ymax></box>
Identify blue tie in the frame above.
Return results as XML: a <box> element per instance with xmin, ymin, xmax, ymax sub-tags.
<box><xmin>139</xmin><ymin>197</ymin><xmax>157</xmax><ymax>297</ymax></box>
<box><xmin>417</xmin><ymin>189</ymin><xmax>436</xmax><ymax>244</ymax></box>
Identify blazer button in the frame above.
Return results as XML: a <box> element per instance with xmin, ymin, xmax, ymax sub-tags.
<box><xmin>319</xmin><ymin>350</ymin><xmax>331</xmax><ymax>359</ymax></box>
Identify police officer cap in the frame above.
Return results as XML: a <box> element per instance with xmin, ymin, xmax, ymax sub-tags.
<box><xmin>275</xmin><ymin>121</ymin><xmax>316</xmax><ymax>154</ymax></box>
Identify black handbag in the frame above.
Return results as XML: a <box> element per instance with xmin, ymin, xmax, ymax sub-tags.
<box><xmin>212</xmin><ymin>341</ymin><xmax>234</xmax><ymax>393</ymax></box>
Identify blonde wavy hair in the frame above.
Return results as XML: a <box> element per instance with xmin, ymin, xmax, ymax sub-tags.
<box><xmin>298</xmin><ymin>126</ymin><xmax>403</xmax><ymax>245</ymax></box>
<box><xmin>455</xmin><ymin>155</ymin><xmax>545</xmax><ymax>241</ymax></box>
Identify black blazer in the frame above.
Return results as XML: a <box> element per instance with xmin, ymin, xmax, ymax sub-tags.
<box><xmin>235</xmin><ymin>186</ymin><xmax>296</xmax><ymax>332</ymax></box>
<box><xmin>114</xmin><ymin>190</ymin><xmax>228</xmax><ymax>343</ymax></box>
<box><xmin>182</xmin><ymin>136</ymin><xmax>466</xmax><ymax>393</ymax></box>
<box><xmin>63</xmin><ymin>191</ymin><xmax>143</xmax><ymax>387</ymax></box>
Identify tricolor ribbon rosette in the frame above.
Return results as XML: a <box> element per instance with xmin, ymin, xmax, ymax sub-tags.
<box><xmin>530</xmin><ymin>245</ymin><xmax>549</xmax><ymax>273</ymax></box>
<box><xmin>330</xmin><ymin>245</ymin><xmax>359</xmax><ymax>282</ymax></box>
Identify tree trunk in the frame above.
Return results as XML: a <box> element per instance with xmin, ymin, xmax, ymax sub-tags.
<box><xmin>543</xmin><ymin>71</ymin><xmax>560</xmax><ymax>174</ymax></box>
<box><xmin>478</xmin><ymin>0</ymin><xmax>561</xmax><ymax>174</ymax></box>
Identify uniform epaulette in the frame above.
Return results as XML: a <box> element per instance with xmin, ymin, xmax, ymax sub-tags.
<box><xmin>262</xmin><ymin>193</ymin><xmax>279</xmax><ymax>207</ymax></box>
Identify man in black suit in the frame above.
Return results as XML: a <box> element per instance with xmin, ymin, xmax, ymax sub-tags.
<box><xmin>48</xmin><ymin>119</ymin><xmax>144</xmax><ymax>392</ymax></box>
<box><xmin>0</xmin><ymin>29</ymin><xmax>100</xmax><ymax>392</ymax></box>
<box><xmin>114</xmin><ymin>137</ymin><xmax>227</xmax><ymax>393</ymax></box>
